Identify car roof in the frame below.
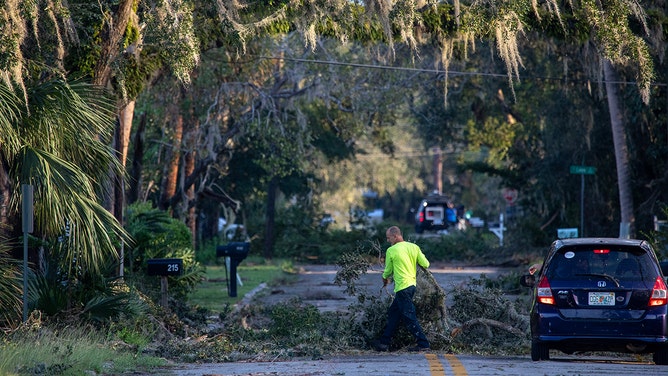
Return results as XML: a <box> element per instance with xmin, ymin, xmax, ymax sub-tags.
<box><xmin>552</xmin><ymin>237</ymin><xmax>648</xmax><ymax>250</ymax></box>
<box><xmin>421</xmin><ymin>195</ymin><xmax>450</xmax><ymax>204</ymax></box>
<box><xmin>544</xmin><ymin>238</ymin><xmax>659</xmax><ymax>272</ymax></box>
<box><xmin>555</xmin><ymin>237</ymin><xmax>645</xmax><ymax>245</ymax></box>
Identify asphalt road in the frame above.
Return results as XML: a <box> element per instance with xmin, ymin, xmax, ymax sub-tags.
<box><xmin>163</xmin><ymin>353</ymin><xmax>661</xmax><ymax>376</ymax></box>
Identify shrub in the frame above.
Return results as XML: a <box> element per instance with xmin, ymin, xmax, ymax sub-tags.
<box><xmin>124</xmin><ymin>202</ymin><xmax>205</xmax><ymax>301</ymax></box>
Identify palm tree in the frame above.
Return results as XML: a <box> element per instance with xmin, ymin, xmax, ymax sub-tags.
<box><xmin>0</xmin><ymin>78</ymin><xmax>130</xmax><ymax>322</ymax></box>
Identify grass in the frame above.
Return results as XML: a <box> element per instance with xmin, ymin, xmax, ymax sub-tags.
<box><xmin>187</xmin><ymin>257</ymin><xmax>297</xmax><ymax>313</ymax></box>
<box><xmin>0</xmin><ymin>326</ymin><xmax>167</xmax><ymax>376</ymax></box>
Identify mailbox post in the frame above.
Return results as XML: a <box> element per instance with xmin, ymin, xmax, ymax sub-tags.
<box><xmin>147</xmin><ymin>258</ymin><xmax>183</xmax><ymax>308</ymax></box>
<box><xmin>216</xmin><ymin>242</ymin><xmax>249</xmax><ymax>297</ymax></box>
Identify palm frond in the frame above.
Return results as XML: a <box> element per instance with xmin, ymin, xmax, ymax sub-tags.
<box><xmin>0</xmin><ymin>249</ymin><xmax>23</xmax><ymax>327</ymax></box>
<box><xmin>0</xmin><ymin>83</ymin><xmax>23</xmax><ymax>160</ymax></box>
<box><xmin>3</xmin><ymin>78</ymin><xmax>132</xmax><ymax>279</ymax></box>
<box><xmin>22</xmin><ymin>79</ymin><xmax>122</xmax><ymax>184</ymax></box>
<box><xmin>82</xmin><ymin>293</ymin><xmax>147</xmax><ymax>323</ymax></box>
<box><xmin>28</xmin><ymin>273</ymin><xmax>68</xmax><ymax>316</ymax></box>
<box><xmin>10</xmin><ymin>147</ymin><xmax>130</xmax><ymax>275</ymax></box>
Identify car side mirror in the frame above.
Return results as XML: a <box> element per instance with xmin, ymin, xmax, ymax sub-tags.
<box><xmin>519</xmin><ymin>274</ymin><xmax>536</xmax><ymax>288</ymax></box>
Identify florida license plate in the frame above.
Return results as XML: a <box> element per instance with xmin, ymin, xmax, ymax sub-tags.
<box><xmin>589</xmin><ymin>292</ymin><xmax>615</xmax><ymax>306</ymax></box>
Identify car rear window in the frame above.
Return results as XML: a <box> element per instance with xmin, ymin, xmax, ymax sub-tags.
<box><xmin>545</xmin><ymin>245</ymin><xmax>658</xmax><ymax>282</ymax></box>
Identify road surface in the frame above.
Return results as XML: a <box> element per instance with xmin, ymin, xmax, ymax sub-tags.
<box><xmin>163</xmin><ymin>352</ymin><xmax>660</xmax><ymax>375</ymax></box>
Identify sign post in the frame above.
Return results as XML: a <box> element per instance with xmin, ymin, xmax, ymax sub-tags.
<box><xmin>489</xmin><ymin>214</ymin><xmax>504</xmax><ymax>246</ymax></box>
<box><xmin>147</xmin><ymin>258</ymin><xmax>183</xmax><ymax>308</ymax></box>
<box><xmin>216</xmin><ymin>242</ymin><xmax>250</xmax><ymax>297</ymax></box>
<box><xmin>570</xmin><ymin>165</ymin><xmax>596</xmax><ymax>237</ymax></box>
<box><xmin>22</xmin><ymin>184</ymin><xmax>33</xmax><ymax>322</ymax></box>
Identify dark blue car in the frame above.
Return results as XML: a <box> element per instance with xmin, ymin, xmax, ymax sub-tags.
<box><xmin>521</xmin><ymin>238</ymin><xmax>668</xmax><ymax>364</ymax></box>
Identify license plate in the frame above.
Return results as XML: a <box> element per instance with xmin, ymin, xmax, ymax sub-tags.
<box><xmin>589</xmin><ymin>292</ymin><xmax>615</xmax><ymax>306</ymax></box>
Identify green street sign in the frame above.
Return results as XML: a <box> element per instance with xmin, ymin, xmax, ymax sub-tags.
<box><xmin>570</xmin><ymin>165</ymin><xmax>596</xmax><ymax>175</ymax></box>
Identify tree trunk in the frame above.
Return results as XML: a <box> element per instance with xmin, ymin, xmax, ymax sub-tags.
<box><xmin>160</xmin><ymin>114</ymin><xmax>183</xmax><ymax>211</ymax></box>
<box><xmin>263</xmin><ymin>176</ymin><xmax>278</xmax><ymax>259</ymax></box>
<box><xmin>113</xmin><ymin>101</ymin><xmax>135</xmax><ymax>216</ymax></box>
<box><xmin>432</xmin><ymin>147</ymin><xmax>442</xmax><ymax>194</ymax></box>
<box><xmin>128</xmin><ymin>112</ymin><xmax>146</xmax><ymax>204</ymax></box>
<box><xmin>113</xmin><ymin>101</ymin><xmax>135</xmax><ymax>275</ymax></box>
<box><xmin>118</xmin><ymin>101</ymin><xmax>135</xmax><ymax>168</ymax></box>
<box><xmin>92</xmin><ymin>0</ymin><xmax>134</xmax><ymax>88</ymax></box>
<box><xmin>603</xmin><ymin>59</ymin><xmax>634</xmax><ymax>238</ymax></box>
<box><xmin>184</xmin><ymin>121</ymin><xmax>198</xmax><ymax>251</ymax></box>
<box><xmin>90</xmin><ymin>0</ymin><xmax>135</xmax><ymax>278</ymax></box>
<box><xmin>0</xmin><ymin>160</ymin><xmax>12</xmax><ymax>239</ymax></box>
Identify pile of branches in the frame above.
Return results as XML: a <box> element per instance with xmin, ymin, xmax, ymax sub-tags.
<box><xmin>156</xmin><ymin>242</ymin><xmax>531</xmax><ymax>361</ymax></box>
<box><xmin>447</xmin><ymin>277</ymin><xmax>530</xmax><ymax>354</ymax></box>
<box><xmin>334</xmin><ymin>244</ymin><xmax>530</xmax><ymax>354</ymax></box>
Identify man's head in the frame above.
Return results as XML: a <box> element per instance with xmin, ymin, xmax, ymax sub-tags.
<box><xmin>386</xmin><ymin>226</ymin><xmax>403</xmax><ymax>245</ymax></box>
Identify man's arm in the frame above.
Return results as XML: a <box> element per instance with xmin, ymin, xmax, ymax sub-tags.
<box><xmin>417</xmin><ymin>249</ymin><xmax>430</xmax><ymax>269</ymax></box>
<box><xmin>382</xmin><ymin>250</ymin><xmax>393</xmax><ymax>283</ymax></box>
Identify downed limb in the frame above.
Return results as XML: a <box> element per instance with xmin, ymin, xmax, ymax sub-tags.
<box><xmin>451</xmin><ymin>317</ymin><xmax>526</xmax><ymax>339</ymax></box>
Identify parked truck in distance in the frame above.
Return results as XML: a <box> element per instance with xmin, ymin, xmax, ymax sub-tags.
<box><xmin>414</xmin><ymin>192</ymin><xmax>464</xmax><ymax>234</ymax></box>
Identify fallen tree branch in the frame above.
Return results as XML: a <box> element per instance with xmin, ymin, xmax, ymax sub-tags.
<box><xmin>451</xmin><ymin>317</ymin><xmax>527</xmax><ymax>338</ymax></box>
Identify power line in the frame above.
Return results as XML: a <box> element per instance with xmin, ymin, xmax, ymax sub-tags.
<box><xmin>355</xmin><ymin>148</ymin><xmax>468</xmax><ymax>158</ymax></box>
<box><xmin>258</xmin><ymin>55</ymin><xmax>668</xmax><ymax>87</ymax></box>
<box><xmin>260</xmin><ymin>55</ymin><xmax>507</xmax><ymax>77</ymax></box>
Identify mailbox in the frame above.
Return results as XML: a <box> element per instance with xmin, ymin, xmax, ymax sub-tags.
<box><xmin>216</xmin><ymin>242</ymin><xmax>250</xmax><ymax>259</ymax></box>
<box><xmin>147</xmin><ymin>258</ymin><xmax>183</xmax><ymax>276</ymax></box>
<box><xmin>216</xmin><ymin>242</ymin><xmax>250</xmax><ymax>297</ymax></box>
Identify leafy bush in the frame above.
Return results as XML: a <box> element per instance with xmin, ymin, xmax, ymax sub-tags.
<box><xmin>408</xmin><ymin>230</ymin><xmax>498</xmax><ymax>262</ymax></box>
<box><xmin>272</xmin><ymin>225</ymin><xmax>375</xmax><ymax>263</ymax></box>
<box><xmin>269</xmin><ymin>217</ymin><xmax>540</xmax><ymax>267</ymax></box>
<box><xmin>25</xmin><ymin>239</ymin><xmax>147</xmax><ymax>325</ymax></box>
<box><xmin>124</xmin><ymin>203</ymin><xmax>205</xmax><ymax>301</ymax></box>
<box><xmin>645</xmin><ymin>205</ymin><xmax>668</xmax><ymax>261</ymax></box>
<box><xmin>195</xmin><ymin>239</ymin><xmax>218</xmax><ymax>264</ymax></box>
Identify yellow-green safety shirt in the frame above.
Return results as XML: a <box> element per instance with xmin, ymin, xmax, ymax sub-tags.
<box><xmin>382</xmin><ymin>241</ymin><xmax>430</xmax><ymax>292</ymax></box>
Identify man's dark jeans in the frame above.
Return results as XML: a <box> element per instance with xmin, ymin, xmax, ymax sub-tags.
<box><xmin>380</xmin><ymin>285</ymin><xmax>430</xmax><ymax>348</ymax></box>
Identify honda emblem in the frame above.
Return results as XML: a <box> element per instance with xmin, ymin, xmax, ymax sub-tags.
<box><xmin>597</xmin><ymin>281</ymin><xmax>607</xmax><ymax>287</ymax></box>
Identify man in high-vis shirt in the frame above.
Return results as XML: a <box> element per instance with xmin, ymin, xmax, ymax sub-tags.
<box><xmin>371</xmin><ymin>225</ymin><xmax>431</xmax><ymax>352</ymax></box>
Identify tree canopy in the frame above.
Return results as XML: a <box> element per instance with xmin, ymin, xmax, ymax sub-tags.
<box><xmin>0</xmin><ymin>0</ymin><xmax>665</xmax><ymax>263</ymax></box>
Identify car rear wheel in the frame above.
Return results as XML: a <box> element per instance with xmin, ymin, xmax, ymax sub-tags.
<box><xmin>531</xmin><ymin>341</ymin><xmax>549</xmax><ymax>361</ymax></box>
<box><xmin>654</xmin><ymin>347</ymin><xmax>668</xmax><ymax>365</ymax></box>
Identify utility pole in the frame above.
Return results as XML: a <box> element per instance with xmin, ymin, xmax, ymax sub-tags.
<box><xmin>431</xmin><ymin>147</ymin><xmax>442</xmax><ymax>195</ymax></box>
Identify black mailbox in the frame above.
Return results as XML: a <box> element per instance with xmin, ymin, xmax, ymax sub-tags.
<box><xmin>147</xmin><ymin>258</ymin><xmax>183</xmax><ymax>276</ymax></box>
<box><xmin>216</xmin><ymin>242</ymin><xmax>250</xmax><ymax>297</ymax></box>
<box><xmin>216</xmin><ymin>242</ymin><xmax>250</xmax><ymax>259</ymax></box>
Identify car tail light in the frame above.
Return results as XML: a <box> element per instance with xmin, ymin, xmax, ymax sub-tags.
<box><xmin>593</xmin><ymin>249</ymin><xmax>610</xmax><ymax>254</ymax></box>
<box><xmin>536</xmin><ymin>275</ymin><xmax>555</xmax><ymax>305</ymax></box>
<box><xmin>418</xmin><ymin>212</ymin><xmax>424</xmax><ymax>223</ymax></box>
<box><xmin>649</xmin><ymin>276</ymin><xmax>668</xmax><ymax>306</ymax></box>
